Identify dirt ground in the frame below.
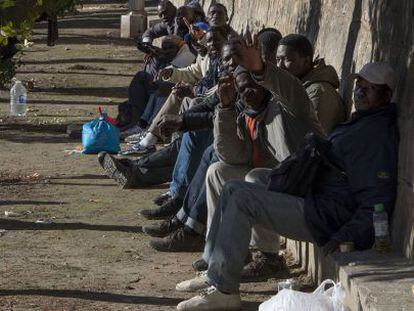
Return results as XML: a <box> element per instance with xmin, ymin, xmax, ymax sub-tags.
<box><xmin>0</xmin><ymin>3</ymin><xmax>306</xmax><ymax>310</ymax></box>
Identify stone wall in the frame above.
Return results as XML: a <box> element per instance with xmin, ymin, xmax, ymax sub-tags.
<box><xmin>171</xmin><ymin>0</ymin><xmax>414</xmax><ymax>259</ymax></box>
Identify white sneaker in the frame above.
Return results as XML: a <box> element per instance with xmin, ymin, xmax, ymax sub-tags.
<box><xmin>177</xmin><ymin>286</ymin><xmax>241</xmax><ymax>310</ymax></box>
<box><xmin>125</xmin><ymin>130</ymin><xmax>147</xmax><ymax>144</ymax></box>
<box><xmin>121</xmin><ymin>125</ymin><xmax>144</xmax><ymax>140</ymax></box>
<box><xmin>176</xmin><ymin>271</ymin><xmax>210</xmax><ymax>292</ymax></box>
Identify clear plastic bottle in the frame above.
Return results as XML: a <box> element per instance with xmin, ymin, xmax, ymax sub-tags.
<box><xmin>373</xmin><ymin>203</ymin><xmax>392</xmax><ymax>252</ymax></box>
<box><xmin>10</xmin><ymin>78</ymin><xmax>27</xmax><ymax>117</ymax></box>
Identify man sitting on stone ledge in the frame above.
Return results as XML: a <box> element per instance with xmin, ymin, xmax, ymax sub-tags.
<box><xmin>174</xmin><ymin>58</ymin><xmax>399</xmax><ymax>310</ymax></box>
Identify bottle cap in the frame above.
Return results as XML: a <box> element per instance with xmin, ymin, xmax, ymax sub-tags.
<box><xmin>374</xmin><ymin>203</ymin><xmax>385</xmax><ymax>212</ymax></box>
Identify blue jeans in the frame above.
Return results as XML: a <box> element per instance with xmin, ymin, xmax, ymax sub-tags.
<box><xmin>176</xmin><ymin>145</ymin><xmax>218</xmax><ymax>235</ymax></box>
<box><xmin>169</xmin><ymin>130</ymin><xmax>214</xmax><ymax>201</ymax></box>
<box><xmin>140</xmin><ymin>95</ymin><xmax>167</xmax><ymax>124</ymax></box>
<box><xmin>203</xmin><ymin>180</ymin><xmax>314</xmax><ymax>294</ymax></box>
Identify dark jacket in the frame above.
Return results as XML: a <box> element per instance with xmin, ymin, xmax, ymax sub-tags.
<box><xmin>181</xmin><ymin>92</ymin><xmax>244</xmax><ymax>131</ymax></box>
<box><xmin>182</xmin><ymin>92</ymin><xmax>219</xmax><ymax>131</ymax></box>
<box><xmin>305</xmin><ymin>104</ymin><xmax>399</xmax><ymax>249</ymax></box>
<box><xmin>142</xmin><ymin>20</ymin><xmax>187</xmax><ymax>43</ymax></box>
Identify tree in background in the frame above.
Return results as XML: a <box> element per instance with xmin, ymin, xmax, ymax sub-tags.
<box><xmin>0</xmin><ymin>0</ymin><xmax>82</xmax><ymax>87</ymax></box>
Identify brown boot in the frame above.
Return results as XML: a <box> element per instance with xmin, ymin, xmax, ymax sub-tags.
<box><xmin>149</xmin><ymin>227</ymin><xmax>204</xmax><ymax>252</ymax></box>
<box><xmin>142</xmin><ymin>217</ymin><xmax>183</xmax><ymax>238</ymax></box>
<box><xmin>241</xmin><ymin>251</ymin><xmax>286</xmax><ymax>282</ymax></box>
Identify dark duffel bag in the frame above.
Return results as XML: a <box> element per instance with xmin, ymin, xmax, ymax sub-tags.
<box><xmin>267</xmin><ymin>133</ymin><xmax>344</xmax><ymax>197</ymax></box>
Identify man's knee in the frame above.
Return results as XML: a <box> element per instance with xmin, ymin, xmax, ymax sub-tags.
<box><xmin>206</xmin><ymin>162</ymin><xmax>226</xmax><ymax>185</ymax></box>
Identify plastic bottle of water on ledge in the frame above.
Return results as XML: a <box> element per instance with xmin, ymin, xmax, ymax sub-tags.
<box><xmin>373</xmin><ymin>203</ymin><xmax>392</xmax><ymax>253</ymax></box>
<box><xmin>10</xmin><ymin>78</ymin><xmax>27</xmax><ymax>117</ymax></box>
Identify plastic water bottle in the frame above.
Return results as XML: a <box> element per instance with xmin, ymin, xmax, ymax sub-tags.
<box><xmin>373</xmin><ymin>203</ymin><xmax>392</xmax><ymax>252</ymax></box>
<box><xmin>10</xmin><ymin>78</ymin><xmax>27</xmax><ymax>117</ymax></box>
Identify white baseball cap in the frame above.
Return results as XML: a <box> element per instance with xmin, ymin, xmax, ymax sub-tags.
<box><xmin>350</xmin><ymin>62</ymin><xmax>397</xmax><ymax>93</ymax></box>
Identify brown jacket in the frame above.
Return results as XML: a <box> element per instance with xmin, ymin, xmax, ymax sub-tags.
<box><xmin>302</xmin><ymin>59</ymin><xmax>345</xmax><ymax>134</ymax></box>
<box><xmin>253</xmin><ymin>62</ymin><xmax>326</xmax><ymax>137</ymax></box>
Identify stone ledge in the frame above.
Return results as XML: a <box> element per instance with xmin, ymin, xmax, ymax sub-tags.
<box><xmin>332</xmin><ymin>250</ymin><xmax>414</xmax><ymax>311</ymax></box>
<box><xmin>289</xmin><ymin>239</ymin><xmax>414</xmax><ymax>311</ymax></box>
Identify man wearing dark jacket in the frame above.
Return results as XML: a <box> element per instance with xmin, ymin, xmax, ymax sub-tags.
<box><xmin>175</xmin><ymin>62</ymin><xmax>399</xmax><ymax>311</ymax></box>
<box><xmin>141</xmin><ymin>1</ymin><xmax>176</xmax><ymax>44</ymax></box>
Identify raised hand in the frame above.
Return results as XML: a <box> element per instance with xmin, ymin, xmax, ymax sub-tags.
<box><xmin>172</xmin><ymin>82</ymin><xmax>194</xmax><ymax>99</ymax></box>
<box><xmin>218</xmin><ymin>75</ymin><xmax>236</xmax><ymax>107</ymax></box>
<box><xmin>183</xmin><ymin>17</ymin><xmax>205</xmax><ymax>41</ymax></box>
<box><xmin>232</xmin><ymin>29</ymin><xmax>264</xmax><ymax>74</ymax></box>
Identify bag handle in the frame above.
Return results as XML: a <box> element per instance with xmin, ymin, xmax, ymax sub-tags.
<box><xmin>313</xmin><ymin>279</ymin><xmax>336</xmax><ymax>295</ymax></box>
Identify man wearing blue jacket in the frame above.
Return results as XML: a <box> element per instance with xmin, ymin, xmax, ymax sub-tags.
<box><xmin>175</xmin><ymin>61</ymin><xmax>399</xmax><ymax>311</ymax></box>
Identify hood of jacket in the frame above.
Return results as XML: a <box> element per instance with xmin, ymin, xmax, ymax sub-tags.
<box><xmin>302</xmin><ymin>59</ymin><xmax>340</xmax><ymax>90</ymax></box>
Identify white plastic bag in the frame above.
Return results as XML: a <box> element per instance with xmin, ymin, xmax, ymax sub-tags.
<box><xmin>259</xmin><ymin>279</ymin><xmax>347</xmax><ymax>311</ymax></box>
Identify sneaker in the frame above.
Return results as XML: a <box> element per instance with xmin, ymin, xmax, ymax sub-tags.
<box><xmin>153</xmin><ymin>191</ymin><xmax>172</xmax><ymax>206</ymax></box>
<box><xmin>192</xmin><ymin>258</ymin><xmax>208</xmax><ymax>272</ymax></box>
<box><xmin>140</xmin><ymin>197</ymin><xmax>181</xmax><ymax>220</ymax></box>
<box><xmin>119</xmin><ymin>144</ymin><xmax>156</xmax><ymax>156</ymax></box>
<box><xmin>177</xmin><ymin>286</ymin><xmax>241</xmax><ymax>311</ymax></box>
<box><xmin>176</xmin><ymin>271</ymin><xmax>210</xmax><ymax>292</ymax></box>
<box><xmin>120</xmin><ymin>125</ymin><xmax>144</xmax><ymax>140</ymax></box>
<box><xmin>142</xmin><ymin>217</ymin><xmax>183</xmax><ymax>238</ymax></box>
<box><xmin>97</xmin><ymin>152</ymin><xmax>133</xmax><ymax>189</ymax></box>
<box><xmin>149</xmin><ymin>227</ymin><xmax>204</xmax><ymax>252</ymax></box>
<box><xmin>241</xmin><ymin>251</ymin><xmax>285</xmax><ymax>283</ymax></box>
<box><xmin>125</xmin><ymin>130</ymin><xmax>147</xmax><ymax>144</ymax></box>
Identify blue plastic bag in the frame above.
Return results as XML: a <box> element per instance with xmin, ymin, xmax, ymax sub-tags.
<box><xmin>82</xmin><ymin>113</ymin><xmax>120</xmax><ymax>154</ymax></box>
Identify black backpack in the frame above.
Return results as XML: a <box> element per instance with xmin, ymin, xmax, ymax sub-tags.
<box><xmin>266</xmin><ymin>133</ymin><xmax>344</xmax><ymax>197</ymax></box>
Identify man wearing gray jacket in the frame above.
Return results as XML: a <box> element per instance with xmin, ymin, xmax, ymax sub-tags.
<box><xmin>204</xmin><ymin>34</ymin><xmax>345</xmax><ymax>279</ymax></box>
<box><xmin>204</xmin><ymin>33</ymin><xmax>329</xmax><ymax>279</ymax></box>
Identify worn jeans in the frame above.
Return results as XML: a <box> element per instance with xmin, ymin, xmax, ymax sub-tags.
<box><xmin>129</xmin><ymin>137</ymin><xmax>181</xmax><ymax>187</ymax></box>
<box><xmin>203</xmin><ymin>180</ymin><xmax>314</xmax><ymax>294</ymax></box>
<box><xmin>169</xmin><ymin>130</ymin><xmax>214</xmax><ymax>200</ymax></box>
<box><xmin>206</xmin><ymin>162</ymin><xmax>281</xmax><ymax>253</ymax></box>
<box><xmin>176</xmin><ymin>145</ymin><xmax>218</xmax><ymax>235</ymax></box>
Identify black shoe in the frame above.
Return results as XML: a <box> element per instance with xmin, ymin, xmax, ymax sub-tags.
<box><xmin>192</xmin><ymin>258</ymin><xmax>208</xmax><ymax>272</ymax></box>
<box><xmin>153</xmin><ymin>192</ymin><xmax>172</xmax><ymax>206</ymax></box>
<box><xmin>241</xmin><ymin>251</ymin><xmax>286</xmax><ymax>283</ymax></box>
<box><xmin>98</xmin><ymin>152</ymin><xmax>133</xmax><ymax>189</ymax></box>
<box><xmin>149</xmin><ymin>227</ymin><xmax>205</xmax><ymax>252</ymax></box>
<box><xmin>142</xmin><ymin>217</ymin><xmax>183</xmax><ymax>238</ymax></box>
<box><xmin>140</xmin><ymin>197</ymin><xmax>182</xmax><ymax>220</ymax></box>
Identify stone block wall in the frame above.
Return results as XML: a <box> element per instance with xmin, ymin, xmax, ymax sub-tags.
<box><xmin>171</xmin><ymin>0</ymin><xmax>414</xmax><ymax>259</ymax></box>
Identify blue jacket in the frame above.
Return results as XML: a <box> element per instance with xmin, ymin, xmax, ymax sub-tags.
<box><xmin>305</xmin><ymin>103</ymin><xmax>399</xmax><ymax>249</ymax></box>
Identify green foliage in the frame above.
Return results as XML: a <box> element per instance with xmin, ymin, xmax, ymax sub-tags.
<box><xmin>0</xmin><ymin>58</ymin><xmax>17</xmax><ymax>88</ymax></box>
<box><xmin>0</xmin><ymin>0</ymin><xmax>82</xmax><ymax>86</ymax></box>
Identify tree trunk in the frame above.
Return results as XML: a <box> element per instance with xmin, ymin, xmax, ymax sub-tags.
<box><xmin>47</xmin><ymin>16</ymin><xmax>58</xmax><ymax>46</ymax></box>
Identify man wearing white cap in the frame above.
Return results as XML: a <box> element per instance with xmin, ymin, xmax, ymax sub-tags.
<box><xmin>174</xmin><ymin>62</ymin><xmax>399</xmax><ymax>311</ymax></box>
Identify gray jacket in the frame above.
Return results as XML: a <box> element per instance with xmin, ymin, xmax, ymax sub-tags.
<box><xmin>214</xmin><ymin>95</ymin><xmax>311</xmax><ymax>167</ymax></box>
<box><xmin>253</xmin><ymin>62</ymin><xmax>326</xmax><ymax>138</ymax></box>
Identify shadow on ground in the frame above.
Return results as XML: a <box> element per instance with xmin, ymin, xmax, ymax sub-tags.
<box><xmin>0</xmin><ymin>289</ymin><xmax>261</xmax><ymax>310</ymax></box>
<box><xmin>0</xmin><ymin>289</ymin><xmax>180</xmax><ymax>306</ymax></box>
<box><xmin>0</xmin><ymin>218</ymin><xmax>142</xmax><ymax>233</ymax></box>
